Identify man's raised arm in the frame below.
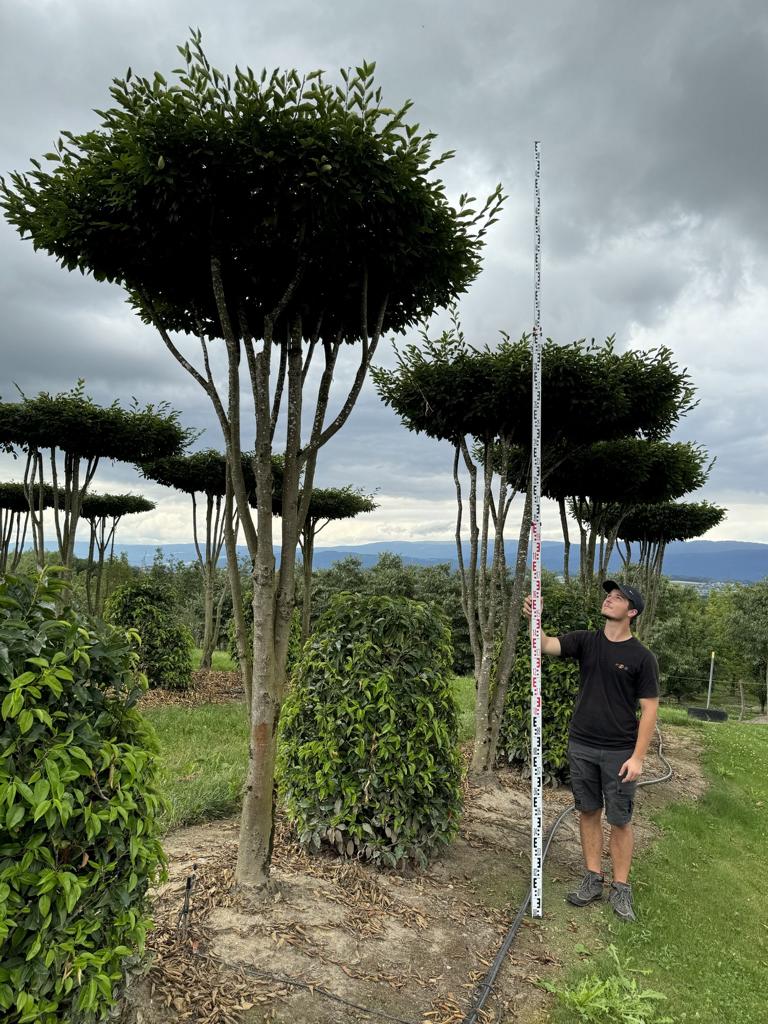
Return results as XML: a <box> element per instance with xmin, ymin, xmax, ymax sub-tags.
<box><xmin>523</xmin><ymin>594</ymin><xmax>562</xmax><ymax>656</ymax></box>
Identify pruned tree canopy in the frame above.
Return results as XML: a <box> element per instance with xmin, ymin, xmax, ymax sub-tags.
<box><xmin>545</xmin><ymin>440</ymin><xmax>711</xmax><ymax>505</ymax></box>
<box><xmin>80</xmin><ymin>493</ymin><xmax>156</xmax><ymax>520</ymax></box>
<box><xmin>2</xmin><ymin>36</ymin><xmax>502</xmax><ymax>344</ymax></box>
<box><xmin>373</xmin><ymin>332</ymin><xmax>695</xmax><ymax>448</ymax></box>
<box><xmin>0</xmin><ymin>482</ymin><xmax>56</xmax><ymax>513</ymax></box>
<box><xmin>141</xmin><ymin>450</ymin><xmax>284</xmax><ymax>511</ymax></box>
<box><xmin>305</xmin><ymin>486</ymin><xmax>377</xmax><ymax>523</ymax></box>
<box><xmin>617</xmin><ymin>500</ymin><xmax>726</xmax><ymax>544</ymax></box>
<box><xmin>0</xmin><ymin>385</ymin><xmax>190</xmax><ymax>463</ymax></box>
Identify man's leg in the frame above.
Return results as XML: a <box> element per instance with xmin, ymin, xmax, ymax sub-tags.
<box><xmin>609</xmin><ymin>822</ymin><xmax>634</xmax><ymax>883</ymax></box>
<box><xmin>579</xmin><ymin>808</ymin><xmax>604</xmax><ymax>874</ymax></box>
<box><xmin>602</xmin><ymin>749</ymin><xmax>638</xmax><ymax>921</ymax></box>
<box><xmin>566</xmin><ymin>742</ymin><xmax>606</xmax><ymax>905</ymax></box>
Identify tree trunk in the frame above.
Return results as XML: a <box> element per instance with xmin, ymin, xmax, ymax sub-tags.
<box><xmin>485</xmin><ymin>491</ymin><xmax>532</xmax><ymax>771</ymax></box>
<box><xmin>200</xmin><ymin>565</ymin><xmax>216</xmax><ymax>670</ymax></box>
<box><xmin>301</xmin><ymin>524</ymin><xmax>314</xmax><ymax>640</ymax></box>
<box><xmin>470</xmin><ymin>640</ymin><xmax>496</xmax><ymax>773</ymax></box>
<box><xmin>236</xmin><ymin>557</ymin><xmax>281</xmax><ymax>890</ymax></box>
<box><xmin>223</xmin><ymin>472</ymin><xmax>252</xmax><ymax>708</ymax></box>
<box><xmin>558</xmin><ymin>497</ymin><xmax>570</xmax><ymax>583</ymax></box>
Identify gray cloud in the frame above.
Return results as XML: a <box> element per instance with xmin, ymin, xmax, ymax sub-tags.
<box><xmin>1</xmin><ymin>0</ymin><xmax>767</xmax><ymax>543</ymax></box>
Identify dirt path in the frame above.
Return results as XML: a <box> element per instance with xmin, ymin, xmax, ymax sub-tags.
<box><xmin>121</xmin><ymin>727</ymin><xmax>705</xmax><ymax>1024</ymax></box>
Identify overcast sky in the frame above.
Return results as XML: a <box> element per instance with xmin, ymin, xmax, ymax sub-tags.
<box><xmin>1</xmin><ymin>0</ymin><xmax>767</xmax><ymax>548</ymax></box>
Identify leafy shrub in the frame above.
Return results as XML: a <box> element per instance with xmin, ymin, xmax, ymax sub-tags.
<box><xmin>278</xmin><ymin>593</ymin><xmax>462</xmax><ymax>867</ymax></box>
<box><xmin>106</xmin><ymin>576</ymin><xmax>194</xmax><ymax>690</ymax></box>
<box><xmin>499</xmin><ymin>574</ymin><xmax>596</xmax><ymax>784</ymax></box>
<box><xmin>0</xmin><ymin>569</ymin><xmax>165</xmax><ymax>1023</ymax></box>
<box><xmin>310</xmin><ymin>554</ymin><xmax>474</xmax><ymax>675</ymax></box>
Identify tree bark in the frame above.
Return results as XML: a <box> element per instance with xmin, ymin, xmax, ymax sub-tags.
<box><xmin>485</xmin><ymin>490</ymin><xmax>532</xmax><ymax>772</ymax></box>
<box><xmin>558</xmin><ymin>497</ymin><xmax>570</xmax><ymax>583</ymax></box>
<box><xmin>300</xmin><ymin>523</ymin><xmax>315</xmax><ymax>640</ymax></box>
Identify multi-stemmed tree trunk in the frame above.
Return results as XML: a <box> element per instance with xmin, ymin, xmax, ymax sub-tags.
<box><xmin>297</xmin><ymin>487</ymin><xmax>376</xmax><ymax>639</ymax></box>
<box><xmin>450</xmin><ymin>437</ymin><xmax>531</xmax><ymax>774</ymax></box>
<box><xmin>191</xmin><ymin>491</ymin><xmax>228</xmax><ymax>669</ymax></box>
<box><xmin>81</xmin><ymin>494</ymin><xmax>155</xmax><ymax>615</ymax></box>
<box><xmin>0</xmin><ymin>484</ymin><xmax>39</xmax><ymax>574</ymax></box>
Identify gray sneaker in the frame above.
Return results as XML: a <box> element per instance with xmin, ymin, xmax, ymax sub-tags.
<box><xmin>566</xmin><ymin>870</ymin><xmax>604</xmax><ymax>906</ymax></box>
<box><xmin>609</xmin><ymin>881</ymin><xmax>636</xmax><ymax>922</ymax></box>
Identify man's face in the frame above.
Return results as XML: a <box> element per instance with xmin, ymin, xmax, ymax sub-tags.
<box><xmin>601</xmin><ymin>588</ymin><xmax>636</xmax><ymax>622</ymax></box>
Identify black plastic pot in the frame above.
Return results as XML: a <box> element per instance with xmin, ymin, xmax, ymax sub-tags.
<box><xmin>687</xmin><ymin>706</ymin><xmax>728</xmax><ymax>722</ymax></box>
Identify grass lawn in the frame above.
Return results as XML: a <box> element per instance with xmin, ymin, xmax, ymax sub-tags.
<box><xmin>190</xmin><ymin>648</ymin><xmax>237</xmax><ymax>672</ymax></box>
<box><xmin>550</xmin><ymin>718</ymin><xmax>768</xmax><ymax>1024</ymax></box>
<box><xmin>146</xmin><ymin>702</ymin><xmax>248</xmax><ymax>831</ymax></box>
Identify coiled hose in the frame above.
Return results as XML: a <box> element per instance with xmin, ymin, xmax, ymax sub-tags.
<box><xmin>461</xmin><ymin>726</ymin><xmax>673</xmax><ymax>1024</ymax></box>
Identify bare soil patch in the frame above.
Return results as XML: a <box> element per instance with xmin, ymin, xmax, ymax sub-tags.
<box><xmin>121</xmin><ymin>727</ymin><xmax>705</xmax><ymax>1024</ymax></box>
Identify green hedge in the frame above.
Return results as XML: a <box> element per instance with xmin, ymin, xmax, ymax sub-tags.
<box><xmin>106</xmin><ymin>576</ymin><xmax>193</xmax><ymax>690</ymax></box>
<box><xmin>0</xmin><ymin>570</ymin><xmax>165</xmax><ymax>1022</ymax></box>
<box><xmin>278</xmin><ymin>593</ymin><xmax>462</xmax><ymax>868</ymax></box>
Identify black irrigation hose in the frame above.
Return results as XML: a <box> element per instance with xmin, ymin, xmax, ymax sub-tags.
<box><xmin>460</xmin><ymin>726</ymin><xmax>673</xmax><ymax>1024</ymax></box>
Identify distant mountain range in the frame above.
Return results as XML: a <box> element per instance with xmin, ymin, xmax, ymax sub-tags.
<box><xmin>63</xmin><ymin>538</ymin><xmax>768</xmax><ymax>583</ymax></box>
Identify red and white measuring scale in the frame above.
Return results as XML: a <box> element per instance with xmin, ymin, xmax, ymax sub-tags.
<box><xmin>530</xmin><ymin>141</ymin><xmax>544</xmax><ymax>918</ymax></box>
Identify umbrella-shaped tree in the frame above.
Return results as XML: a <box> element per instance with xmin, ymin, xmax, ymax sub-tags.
<box><xmin>615</xmin><ymin>500</ymin><xmax>726</xmax><ymax>630</ymax></box>
<box><xmin>0</xmin><ymin>482</ymin><xmax>55</xmax><ymax>574</ymax></box>
<box><xmin>0</xmin><ymin>383</ymin><xmax>188</xmax><ymax>569</ymax></box>
<box><xmin>80</xmin><ymin>492</ymin><xmax>155</xmax><ymax>615</ymax></box>
<box><xmin>541</xmin><ymin>439</ymin><xmax>712</xmax><ymax>584</ymax></box>
<box><xmin>298</xmin><ymin>486</ymin><xmax>377</xmax><ymax>637</ymax></box>
<box><xmin>1</xmin><ymin>34</ymin><xmax>503</xmax><ymax>888</ymax></box>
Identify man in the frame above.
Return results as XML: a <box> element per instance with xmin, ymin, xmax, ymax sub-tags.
<box><xmin>523</xmin><ymin>580</ymin><xmax>659</xmax><ymax>922</ymax></box>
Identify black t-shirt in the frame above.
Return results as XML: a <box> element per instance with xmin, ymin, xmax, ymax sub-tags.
<box><xmin>558</xmin><ymin>629</ymin><xmax>660</xmax><ymax>750</ymax></box>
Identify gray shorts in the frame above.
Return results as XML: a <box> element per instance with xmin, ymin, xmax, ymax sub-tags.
<box><xmin>567</xmin><ymin>739</ymin><xmax>637</xmax><ymax>826</ymax></box>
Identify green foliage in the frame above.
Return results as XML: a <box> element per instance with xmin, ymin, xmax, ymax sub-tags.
<box><xmin>106</xmin><ymin>577</ymin><xmax>194</xmax><ymax>691</ymax></box>
<box><xmin>2</xmin><ymin>35</ymin><xmax>503</xmax><ymax>344</ymax></box>
<box><xmin>373</xmin><ymin>331</ymin><xmax>696</xmax><ymax>449</ymax></box>
<box><xmin>309</xmin><ymin>554</ymin><xmax>473</xmax><ymax>674</ymax></box>
<box><xmin>543</xmin><ymin>945</ymin><xmax>673</xmax><ymax>1024</ymax></box>
<box><xmin>0</xmin><ymin>382</ymin><xmax>189</xmax><ymax>464</ymax></box>
<box><xmin>278</xmin><ymin>593</ymin><xmax>462</xmax><ymax>867</ymax></box>
<box><xmin>500</xmin><ymin>575</ymin><xmax>596</xmax><ymax>783</ymax></box>
<box><xmin>0</xmin><ymin>569</ymin><xmax>165</xmax><ymax>1023</ymax></box>
<box><xmin>644</xmin><ymin>583</ymin><xmax>710</xmax><ymax>701</ymax></box>
<box><xmin>80</xmin><ymin>493</ymin><xmax>155</xmax><ymax>521</ymax></box>
<box><xmin>618</xmin><ymin>501</ymin><xmax>726</xmax><ymax>545</ymax></box>
<box><xmin>304</xmin><ymin>486</ymin><xmax>377</xmax><ymax>523</ymax></box>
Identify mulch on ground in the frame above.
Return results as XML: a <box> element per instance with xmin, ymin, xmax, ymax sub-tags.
<box><xmin>138</xmin><ymin>670</ymin><xmax>245</xmax><ymax>712</ymax></box>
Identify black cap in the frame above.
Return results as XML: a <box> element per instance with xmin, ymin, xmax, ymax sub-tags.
<box><xmin>603</xmin><ymin>579</ymin><xmax>645</xmax><ymax>615</ymax></box>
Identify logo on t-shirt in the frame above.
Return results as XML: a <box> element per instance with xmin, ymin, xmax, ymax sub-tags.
<box><xmin>615</xmin><ymin>663</ymin><xmax>629</xmax><ymax>671</ymax></box>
